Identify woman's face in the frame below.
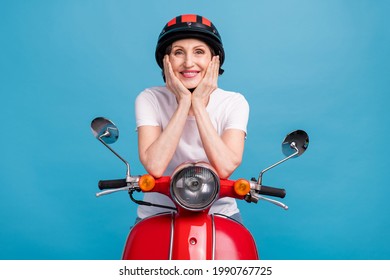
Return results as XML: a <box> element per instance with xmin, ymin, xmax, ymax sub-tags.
<box><xmin>168</xmin><ymin>38</ymin><xmax>213</xmax><ymax>89</ymax></box>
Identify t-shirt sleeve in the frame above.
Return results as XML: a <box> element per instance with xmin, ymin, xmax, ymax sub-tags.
<box><xmin>224</xmin><ymin>94</ymin><xmax>250</xmax><ymax>135</ymax></box>
<box><xmin>135</xmin><ymin>89</ymin><xmax>161</xmax><ymax>128</ymax></box>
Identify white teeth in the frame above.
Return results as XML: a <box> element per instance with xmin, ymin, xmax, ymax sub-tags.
<box><xmin>182</xmin><ymin>71</ymin><xmax>198</xmax><ymax>78</ymax></box>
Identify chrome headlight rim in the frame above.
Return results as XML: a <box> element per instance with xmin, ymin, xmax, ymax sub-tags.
<box><xmin>170</xmin><ymin>162</ymin><xmax>220</xmax><ymax>211</ymax></box>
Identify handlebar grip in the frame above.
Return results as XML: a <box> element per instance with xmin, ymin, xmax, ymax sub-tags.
<box><xmin>98</xmin><ymin>179</ymin><xmax>127</xmax><ymax>190</ymax></box>
<box><xmin>258</xmin><ymin>185</ymin><xmax>286</xmax><ymax>198</ymax></box>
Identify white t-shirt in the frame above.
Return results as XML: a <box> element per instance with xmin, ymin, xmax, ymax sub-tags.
<box><xmin>135</xmin><ymin>86</ymin><xmax>249</xmax><ymax>219</ymax></box>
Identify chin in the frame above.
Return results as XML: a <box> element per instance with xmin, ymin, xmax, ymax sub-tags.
<box><xmin>183</xmin><ymin>82</ymin><xmax>200</xmax><ymax>89</ymax></box>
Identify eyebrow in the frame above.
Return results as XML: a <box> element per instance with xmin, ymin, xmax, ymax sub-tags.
<box><xmin>171</xmin><ymin>44</ymin><xmax>208</xmax><ymax>49</ymax></box>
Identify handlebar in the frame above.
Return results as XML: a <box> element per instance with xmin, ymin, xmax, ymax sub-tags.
<box><xmin>96</xmin><ymin>177</ymin><xmax>287</xmax><ymax>212</ymax></box>
<box><xmin>98</xmin><ymin>178</ymin><xmax>286</xmax><ymax>198</ymax></box>
<box><xmin>98</xmin><ymin>179</ymin><xmax>127</xmax><ymax>190</ymax></box>
<box><xmin>258</xmin><ymin>185</ymin><xmax>286</xmax><ymax>198</ymax></box>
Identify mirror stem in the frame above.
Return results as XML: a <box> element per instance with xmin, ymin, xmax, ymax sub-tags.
<box><xmin>98</xmin><ymin>136</ymin><xmax>132</xmax><ymax>182</ymax></box>
<box><xmin>257</xmin><ymin>142</ymin><xmax>299</xmax><ymax>185</ymax></box>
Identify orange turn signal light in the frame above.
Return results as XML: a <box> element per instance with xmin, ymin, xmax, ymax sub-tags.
<box><xmin>139</xmin><ymin>174</ymin><xmax>155</xmax><ymax>192</ymax></box>
<box><xmin>234</xmin><ymin>179</ymin><xmax>250</xmax><ymax>196</ymax></box>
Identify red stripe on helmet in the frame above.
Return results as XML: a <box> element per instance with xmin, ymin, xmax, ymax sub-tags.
<box><xmin>167</xmin><ymin>18</ymin><xmax>177</xmax><ymax>27</ymax></box>
<box><xmin>201</xmin><ymin>17</ymin><xmax>211</xmax><ymax>27</ymax></box>
<box><xmin>181</xmin><ymin>14</ymin><xmax>197</xmax><ymax>23</ymax></box>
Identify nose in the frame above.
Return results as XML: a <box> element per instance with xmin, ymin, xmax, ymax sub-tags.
<box><xmin>184</xmin><ymin>54</ymin><xmax>194</xmax><ymax>68</ymax></box>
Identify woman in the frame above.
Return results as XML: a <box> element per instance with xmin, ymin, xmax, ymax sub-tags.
<box><xmin>135</xmin><ymin>14</ymin><xmax>249</xmax><ymax>222</ymax></box>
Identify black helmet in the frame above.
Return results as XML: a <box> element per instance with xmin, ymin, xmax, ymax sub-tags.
<box><xmin>155</xmin><ymin>14</ymin><xmax>225</xmax><ymax>74</ymax></box>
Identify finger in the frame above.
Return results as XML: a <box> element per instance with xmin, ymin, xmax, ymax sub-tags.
<box><xmin>167</xmin><ymin>58</ymin><xmax>178</xmax><ymax>82</ymax></box>
<box><xmin>164</xmin><ymin>56</ymin><xmax>177</xmax><ymax>86</ymax></box>
<box><xmin>203</xmin><ymin>57</ymin><xmax>215</xmax><ymax>81</ymax></box>
<box><xmin>163</xmin><ymin>55</ymin><xmax>170</xmax><ymax>81</ymax></box>
<box><xmin>213</xmin><ymin>55</ymin><xmax>220</xmax><ymax>80</ymax></box>
<box><xmin>205</xmin><ymin>56</ymin><xmax>218</xmax><ymax>85</ymax></box>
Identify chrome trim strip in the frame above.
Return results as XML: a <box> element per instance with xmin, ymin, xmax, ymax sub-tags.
<box><xmin>212</xmin><ymin>214</ymin><xmax>216</xmax><ymax>260</ymax></box>
<box><xmin>169</xmin><ymin>212</ymin><xmax>175</xmax><ymax>260</ymax></box>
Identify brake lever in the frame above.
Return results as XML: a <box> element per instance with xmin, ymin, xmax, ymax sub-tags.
<box><xmin>247</xmin><ymin>192</ymin><xmax>289</xmax><ymax>210</ymax></box>
<box><xmin>96</xmin><ymin>185</ymin><xmax>134</xmax><ymax>197</ymax></box>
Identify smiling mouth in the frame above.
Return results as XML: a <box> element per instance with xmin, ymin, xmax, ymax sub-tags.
<box><xmin>181</xmin><ymin>71</ymin><xmax>199</xmax><ymax>78</ymax></box>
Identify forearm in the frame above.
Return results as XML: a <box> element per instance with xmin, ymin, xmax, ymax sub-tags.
<box><xmin>192</xmin><ymin>102</ymin><xmax>244</xmax><ymax>179</ymax></box>
<box><xmin>139</xmin><ymin>101</ymin><xmax>190</xmax><ymax>177</ymax></box>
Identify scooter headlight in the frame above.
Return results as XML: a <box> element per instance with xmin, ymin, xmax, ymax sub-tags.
<box><xmin>170</xmin><ymin>163</ymin><xmax>220</xmax><ymax>211</ymax></box>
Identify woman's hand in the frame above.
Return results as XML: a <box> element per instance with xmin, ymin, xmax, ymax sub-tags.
<box><xmin>192</xmin><ymin>55</ymin><xmax>220</xmax><ymax>107</ymax></box>
<box><xmin>163</xmin><ymin>55</ymin><xmax>192</xmax><ymax>105</ymax></box>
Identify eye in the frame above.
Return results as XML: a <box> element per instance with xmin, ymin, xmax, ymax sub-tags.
<box><xmin>194</xmin><ymin>49</ymin><xmax>205</xmax><ymax>55</ymax></box>
<box><xmin>173</xmin><ymin>49</ymin><xmax>184</xmax><ymax>56</ymax></box>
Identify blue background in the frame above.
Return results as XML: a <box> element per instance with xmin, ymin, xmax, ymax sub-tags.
<box><xmin>1</xmin><ymin>0</ymin><xmax>389</xmax><ymax>260</ymax></box>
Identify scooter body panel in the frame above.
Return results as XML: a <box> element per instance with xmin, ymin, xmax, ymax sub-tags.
<box><xmin>171</xmin><ymin>212</ymin><xmax>213</xmax><ymax>260</ymax></box>
<box><xmin>122</xmin><ymin>213</ymin><xmax>173</xmax><ymax>260</ymax></box>
<box><xmin>213</xmin><ymin>215</ymin><xmax>259</xmax><ymax>260</ymax></box>
<box><xmin>122</xmin><ymin>212</ymin><xmax>259</xmax><ymax>260</ymax></box>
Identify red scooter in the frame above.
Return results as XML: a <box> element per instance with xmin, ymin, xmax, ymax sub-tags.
<box><xmin>91</xmin><ymin>117</ymin><xmax>309</xmax><ymax>260</ymax></box>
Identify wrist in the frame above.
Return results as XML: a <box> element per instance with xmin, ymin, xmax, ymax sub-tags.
<box><xmin>191</xmin><ymin>99</ymin><xmax>208</xmax><ymax>117</ymax></box>
<box><xmin>177</xmin><ymin>96</ymin><xmax>192</xmax><ymax>110</ymax></box>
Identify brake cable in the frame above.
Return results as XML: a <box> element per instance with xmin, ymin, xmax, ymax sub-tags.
<box><xmin>128</xmin><ymin>189</ymin><xmax>177</xmax><ymax>211</ymax></box>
